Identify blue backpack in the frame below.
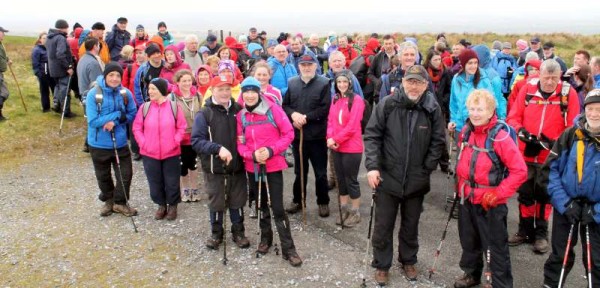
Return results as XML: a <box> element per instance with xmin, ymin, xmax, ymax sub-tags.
<box><xmin>493</xmin><ymin>55</ymin><xmax>516</xmax><ymax>94</ymax></box>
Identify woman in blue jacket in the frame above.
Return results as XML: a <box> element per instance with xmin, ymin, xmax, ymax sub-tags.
<box><xmin>31</xmin><ymin>32</ymin><xmax>55</xmax><ymax>112</ymax></box>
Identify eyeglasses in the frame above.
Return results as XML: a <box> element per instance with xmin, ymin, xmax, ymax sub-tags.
<box><xmin>404</xmin><ymin>79</ymin><xmax>426</xmax><ymax>86</ymax></box>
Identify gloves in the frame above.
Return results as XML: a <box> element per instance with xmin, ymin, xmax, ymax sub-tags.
<box><xmin>563</xmin><ymin>200</ymin><xmax>583</xmax><ymax>224</ymax></box>
<box><xmin>481</xmin><ymin>191</ymin><xmax>498</xmax><ymax>211</ymax></box>
<box><xmin>581</xmin><ymin>203</ymin><xmax>597</xmax><ymax>226</ymax></box>
<box><xmin>517</xmin><ymin>128</ymin><xmax>533</xmax><ymax>143</ymax></box>
<box><xmin>539</xmin><ymin>133</ymin><xmax>556</xmax><ymax>150</ymax></box>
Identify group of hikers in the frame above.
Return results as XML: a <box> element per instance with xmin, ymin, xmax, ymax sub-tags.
<box><xmin>1</xmin><ymin>17</ymin><xmax>600</xmax><ymax>287</ymax></box>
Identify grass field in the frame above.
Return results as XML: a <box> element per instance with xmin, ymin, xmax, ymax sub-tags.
<box><xmin>0</xmin><ymin>33</ymin><xmax>598</xmax><ymax>169</ymax></box>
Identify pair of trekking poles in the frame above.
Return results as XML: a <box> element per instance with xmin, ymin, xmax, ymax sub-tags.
<box><xmin>559</xmin><ymin>222</ymin><xmax>593</xmax><ymax>288</ymax></box>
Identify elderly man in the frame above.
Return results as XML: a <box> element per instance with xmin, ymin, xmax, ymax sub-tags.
<box><xmin>287</xmin><ymin>36</ymin><xmax>321</xmax><ymax>75</ymax></box>
<box><xmin>506</xmin><ymin>59</ymin><xmax>581</xmax><ymax>254</ymax></box>
<box><xmin>364</xmin><ymin>65</ymin><xmax>445</xmax><ymax>285</ymax></box>
<box><xmin>282</xmin><ymin>54</ymin><xmax>331</xmax><ymax>217</ymax></box>
<box><xmin>105</xmin><ymin>17</ymin><xmax>131</xmax><ymax>62</ymax></box>
<box><xmin>180</xmin><ymin>34</ymin><xmax>203</xmax><ymax>72</ymax></box>
<box><xmin>267</xmin><ymin>44</ymin><xmax>297</xmax><ymax>96</ymax></box>
<box><xmin>306</xmin><ymin>34</ymin><xmax>328</xmax><ymax>71</ymax></box>
<box><xmin>367</xmin><ymin>34</ymin><xmax>397</xmax><ymax>103</ymax></box>
<box><xmin>326</xmin><ymin>51</ymin><xmax>364</xmax><ymax>98</ymax></box>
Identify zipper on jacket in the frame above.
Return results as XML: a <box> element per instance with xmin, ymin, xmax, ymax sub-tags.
<box><xmin>208</xmin><ymin>123</ymin><xmax>214</xmax><ymax>174</ymax></box>
<box><xmin>401</xmin><ymin>110</ymin><xmax>413</xmax><ymax>195</ymax></box>
<box><xmin>535</xmin><ymin>102</ymin><xmax>549</xmax><ymax>163</ymax></box>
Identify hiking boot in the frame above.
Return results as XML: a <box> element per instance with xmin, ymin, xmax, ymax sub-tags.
<box><xmin>100</xmin><ymin>199</ymin><xmax>114</xmax><ymax>217</ymax></box>
<box><xmin>283</xmin><ymin>251</ymin><xmax>303</xmax><ymax>267</ymax></box>
<box><xmin>52</xmin><ymin>104</ymin><xmax>61</xmax><ymax>113</ymax></box>
<box><xmin>374</xmin><ymin>269</ymin><xmax>389</xmax><ymax>286</ymax></box>
<box><xmin>155</xmin><ymin>205</ymin><xmax>167</xmax><ymax>220</ymax></box>
<box><xmin>165</xmin><ymin>204</ymin><xmax>178</xmax><ymax>221</ymax></box>
<box><xmin>318</xmin><ymin>204</ymin><xmax>330</xmax><ymax>218</ymax></box>
<box><xmin>508</xmin><ymin>232</ymin><xmax>529</xmax><ymax>246</ymax></box>
<box><xmin>454</xmin><ymin>273</ymin><xmax>480</xmax><ymax>288</ymax></box>
<box><xmin>403</xmin><ymin>264</ymin><xmax>418</xmax><ymax>281</ymax></box>
<box><xmin>190</xmin><ymin>189</ymin><xmax>200</xmax><ymax>202</ymax></box>
<box><xmin>206</xmin><ymin>234</ymin><xmax>223</xmax><ymax>250</ymax></box>
<box><xmin>63</xmin><ymin>112</ymin><xmax>77</xmax><ymax>118</ymax></box>
<box><xmin>286</xmin><ymin>157</ymin><xmax>294</xmax><ymax>168</ymax></box>
<box><xmin>232</xmin><ymin>223</ymin><xmax>250</xmax><ymax>248</ymax></box>
<box><xmin>533</xmin><ymin>238</ymin><xmax>549</xmax><ymax>254</ymax></box>
<box><xmin>257</xmin><ymin>242</ymin><xmax>271</xmax><ymax>254</ymax></box>
<box><xmin>132</xmin><ymin>153</ymin><xmax>142</xmax><ymax>161</ymax></box>
<box><xmin>112</xmin><ymin>204</ymin><xmax>138</xmax><ymax>217</ymax></box>
<box><xmin>335</xmin><ymin>206</ymin><xmax>350</xmax><ymax>226</ymax></box>
<box><xmin>285</xmin><ymin>202</ymin><xmax>302</xmax><ymax>214</ymax></box>
<box><xmin>181</xmin><ymin>189</ymin><xmax>190</xmax><ymax>202</ymax></box>
<box><xmin>343</xmin><ymin>210</ymin><xmax>361</xmax><ymax>227</ymax></box>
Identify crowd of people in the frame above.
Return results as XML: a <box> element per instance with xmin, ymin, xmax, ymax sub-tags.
<box><xmin>1</xmin><ymin>18</ymin><xmax>600</xmax><ymax>287</ymax></box>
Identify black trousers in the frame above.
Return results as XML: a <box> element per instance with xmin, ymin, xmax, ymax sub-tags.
<box><xmin>332</xmin><ymin>151</ymin><xmax>362</xmax><ymax>199</ymax></box>
<box><xmin>291</xmin><ymin>138</ymin><xmax>329</xmax><ymax>205</ymax></box>
<box><xmin>543</xmin><ymin>210</ymin><xmax>600</xmax><ymax>287</ymax></box>
<box><xmin>37</xmin><ymin>74</ymin><xmax>55</xmax><ymax>110</ymax></box>
<box><xmin>142</xmin><ymin>155</ymin><xmax>181</xmax><ymax>206</ymax></box>
<box><xmin>89</xmin><ymin>146</ymin><xmax>133</xmax><ymax>205</ymax></box>
<box><xmin>458</xmin><ymin>201</ymin><xmax>513</xmax><ymax>288</ymax></box>
<box><xmin>372</xmin><ymin>192</ymin><xmax>424</xmax><ymax>270</ymax></box>
<box><xmin>517</xmin><ymin>163</ymin><xmax>550</xmax><ymax>240</ymax></box>
<box><xmin>127</xmin><ymin>123</ymin><xmax>139</xmax><ymax>154</ymax></box>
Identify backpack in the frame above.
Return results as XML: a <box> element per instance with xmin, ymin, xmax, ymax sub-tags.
<box><xmin>459</xmin><ymin>120</ymin><xmax>518</xmax><ymax>186</ymax></box>
<box><xmin>349</xmin><ymin>56</ymin><xmax>368</xmax><ymax>87</ymax></box>
<box><xmin>240</xmin><ymin>108</ymin><xmax>277</xmax><ymax>135</ymax></box>
<box><xmin>525</xmin><ymin>81</ymin><xmax>571</xmax><ymax>126</ymax></box>
<box><xmin>494</xmin><ymin>56</ymin><xmax>515</xmax><ymax>94</ymax></box>
<box><xmin>142</xmin><ymin>96</ymin><xmax>178</xmax><ymax>123</ymax></box>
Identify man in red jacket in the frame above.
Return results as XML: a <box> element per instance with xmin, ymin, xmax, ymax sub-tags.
<box><xmin>337</xmin><ymin>35</ymin><xmax>358</xmax><ymax>69</ymax></box>
<box><xmin>506</xmin><ymin>59</ymin><xmax>580</xmax><ymax>254</ymax></box>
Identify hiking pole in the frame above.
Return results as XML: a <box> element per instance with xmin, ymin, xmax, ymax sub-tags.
<box><xmin>558</xmin><ymin>223</ymin><xmax>575</xmax><ymax>288</ymax></box>
<box><xmin>299</xmin><ymin>127</ymin><xmax>306</xmax><ymax>225</ymax></box>
<box><xmin>483</xmin><ymin>210</ymin><xmax>493</xmax><ymax>288</ymax></box>
<box><xmin>255</xmin><ymin>165</ymin><xmax>262</xmax><ymax>258</ymax></box>
<box><xmin>445</xmin><ymin>136</ymin><xmax>455</xmax><ymax>211</ymax></box>
<box><xmin>222</xmin><ymin>163</ymin><xmax>229</xmax><ymax>265</ymax></box>
<box><xmin>429</xmin><ymin>192</ymin><xmax>459</xmax><ymax>279</ymax></box>
<box><xmin>360</xmin><ymin>188</ymin><xmax>377</xmax><ymax>288</ymax></box>
<box><xmin>586</xmin><ymin>224</ymin><xmax>592</xmax><ymax>288</ymax></box>
<box><xmin>7</xmin><ymin>64</ymin><xmax>27</xmax><ymax>112</ymax></box>
<box><xmin>110</xmin><ymin>131</ymin><xmax>138</xmax><ymax>233</ymax></box>
<box><xmin>59</xmin><ymin>75</ymin><xmax>72</xmax><ymax>136</ymax></box>
<box><xmin>262</xmin><ymin>164</ymin><xmax>279</xmax><ymax>255</ymax></box>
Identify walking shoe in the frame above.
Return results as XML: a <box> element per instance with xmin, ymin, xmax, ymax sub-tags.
<box><xmin>112</xmin><ymin>204</ymin><xmax>138</xmax><ymax>217</ymax></box>
<box><xmin>165</xmin><ymin>204</ymin><xmax>178</xmax><ymax>221</ymax></box>
<box><xmin>206</xmin><ymin>235</ymin><xmax>223</xmax><ymax>250</ymax></box>
<box><xmin>286</xmin><ymin>157</ymin><xmax>294</xmax><ymax>168</ymax></box>
<box><xmin>232</xmin><ymin>233</ymin><xmax>250</xmax><ymax>248</ymax></box>
<box><xmin>508</xmin><ymin>232</ymin><xmax>529</xmax><ymax>246</ymax></box>
<box><xmin>283</xmin><ymin>251</ymin><xmax>303</xmax><ymax>267</ymax></box>
<box><xmin>181</xmin><ymin>189</ymin><xmax>190</xmax><ymax>202</ymax></box>
<box><xmin>403</xmin><ymin>264</ymin><xmax>418</xmax><ymax>281</ymax></box>
<box><xmin>533</xmin><ymin>238</ymin><xmax>549</xmax><ymax>254</ymax></box>
<box><xmin>335</xmin><ymin>206</ymin><xmax>350</xmax><ymax>226</ymax></box>
<box><xmin>454</xmin><ymin>273</ymin><xmax>480</xmax><ymax>288</ymax></box>
<box><xmin>52</xmin><ymin>104</ymin><xmax>61</xmax><ymax>113</ymax></box>
<box><xmin>374</xmin><ymin>269</ymin><xmax>389</xmax><ymax>286</ymax></box>
<box><xmin>256</xmin><ymin>242</ymin><xmax>271</xmax><ymax>254</ymax></box>
<box><xmin>343</xmin><ymin>210</ymin><xmax>361</xmax><ymax>227</ymax></box>
<box><xmin>132</xmin><ymin>153</ymin><xmax>142</xmax><ymax>161</ymax></box>
<box><xmin>285</xmin><ymin>202</ymin><xmax>302</xmax><ymax>214</ymax></box>
<box><xmin>99</xmin><ymin>199</ymin><xmax>114</xmax><ymax>217</ymax></box>
<box><xmin>155</xmin><ymin>205</ymin><xmax>167</xmax><ymax>220</ymax></box>
<box><xmin>318</xmin><ymin>204</ymin><xmax>330</xmax><ymax>218</ymax></box>
<box><xmin>82</xmin><ymin>143</ymin><xmax>89</xmax><ymax>153</ymax></box>
<box><xmin>190</xmin><ymin>189</ymin><xmax>200</xmax><ymax>202</ymax></box>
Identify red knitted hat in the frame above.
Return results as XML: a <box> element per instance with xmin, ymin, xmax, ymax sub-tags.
<box><xmin>458</xmin><ymin>49</ymin><xmax>479</xmax><ymax>69</ymax></box>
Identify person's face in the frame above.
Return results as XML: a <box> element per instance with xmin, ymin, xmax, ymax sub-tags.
<box><xmin>105</xmin><ymin>71</ymin><xmax>122</xmax><ymax>88</ymax></box>
<box><xmin>242</xmin><ymin>90</ymin><xmax>259</xmax><ymax>106</ymax></box>
<box><xmin>539</xmin><ymin>70</ymin><xmax>561</xmax><ymax>93</ymax></box>
<box><xmin>40</xmin><ymin>34</ymin><xmax>47</xmax><ymax>45</ymax></box>
<box><xmin>136</xmin><ymin>30</ymin><xmax>144</xmax><ymax>38</ymax></box>
<box><xmin>465</xmin><ymin>59</ymin><xmax>478</xmax><ymax>75</ymax></box>
<box><xmin>186</xmin><ymin>40</ymin><xmax>199</xmax><ymax>52</ymax></box>
<box><xmin>219</xmin><ymin>69</ymin><xmax>234</xmax><ymax>79</ymax></box>
<box><xmin>177</xmin><ymin>74</ymin><xmax>193</xmax><ymax>91</ymax></box>
<box><xmin>274</xmin><ymin>47</ymin><xmax>288</xmax><ymax>62</ymax></box>
<box><xmin>336</xmin><ymin>77</ymin><xmax>350</xmax><ymax>94</ymax></box>
<box><xmin>197</xmin><ymin>70</ymin><xmax>211</xmax><ymax>85</ymax></box>
<box><xmin>254</xmin><ymin>67</ymin><xmax>271</xmax><ymax>87</ymax></box>
<box><xmin>574</xmin><ymin>53</ymin><xmax>588</xmax><ymax>67</ymax></box>
<box><xmin>452</xmin><ymin>44</ymin><xmax>464</xmax><ymax>57</ymax></box>
<box><xmin>148</xmin><ymin>84</ymin><xmax>164</xmax><ymax>101</ymax></box>
<box><xmin>250</xmin><ymin>30</ymin><xmax>258</xmax><ymax>38</ymax></box>
<box><xmin>209</xmin><ymin>63</ymin><xmax>219</xmax><ymax>75</ymax></box>
<box><xmin>530</xmin><ymin>41</ymin><xmax>540</xmax><ymax>51</ymax></box>
<box><xmin>356</xmin><ymin>37</ymin><xmax>365</xmax><ymax>47</ymax></box>
<box><xmin>0</xmin><ymin>31</ymin><xmax>4</xmax><ymax>41</ymax></box>
<box><xmin>430</xmin><ymin>55</ymin><xmax>442</xmax><ymax>69</ymax></box>
<box><xmin>330</xmin><ymin>56</ymin><xmax>345</xmax><ymax>72</ymax></box>
<box><xmin>383</xmin><ymin>39</ymin><xmax>395</xmax><ymax>53</ymax></box>
<box><xmin>526</xmin><ymin>65</ymin><xmax>539</xmax><ymax>77</ymax></box>
<box><xmin>585</xmin><ymin>102</ymin><xmax>600</xmax><ymax>129</ymax></box>
<box><xmin>468</xmin><ymin>100</ymin><xmax>494</xmax><ymax>127</ymax></box>
<box><xmin>267</xmin><ymin>46</ymin><xmax>275</xmax><ymax>56</ymax></box>
<box><xmin>93</xmin><ymin>29</ymin><xmax>104</xmax><ymax>40</ymax></box>
<box><xmin>159</xmin><ymin>27</ymin><xmax>166</xmax><ymax>33</ymax></box>
<box><xmin>219</xmin><ymin>49</ymin><xmax>230</xmax><ymax>60</ymax></box>
<box><xmin>338</xmin><ymin>37</ymin><xmax>348</xmax><ymax>48</ymax></box>
<box><xmin>117</xmin><ymin>22</ymin><xmax>127</xmax><ymax>31</ymax></box>
<box><xmin>290</xmin><ymin>40</ymin><xmax>302</xmax><ymax>53</ymax></box>
<box><xmin>135</xmin><ymin>50</ymin><xmax>146</xmax><ymax>63</ymax></box>
<box><xmin>401</xmin><ymin>78</ymin><xmax>427</xmax><ymax>101</ymax></box>
<box><xmin>400</xmin><ymin>48</ymin><xmax>416</xmax><ymax>68</ymax></box>
<box><xmin>208</xmin><ymin>41</ymin><xmax>216</xmax><ymax>48</ymax></box>
<box><xmin>202</xmin><ymin>51</ymin><xmax>210</xmax><ymax>59</ymax></box>
<box><xmin>309</xmin><ymin>36</ymin><xmax>319</xmax><ymax>47</ymax></box>
<box><xmin>299</xmin><ymin>62</ymin><xmax>317</xmax><ymax>78</ymax></box>
<box><xmin>502</xmin><ymin>47</ymin><xmax>511</xmax><ymax>55</ymax></box>
<box><xmin>543</xmin><ymin>47</ymin><xmax>554</xmax><ymax>58</ymax></box>
<box><xmin>165</xmin><ymin>50</ymin><xmax>176</xmax><ymax>64</ymax></box>
<box><xmin>212</xmin><ymin>85</ymin><xmax>232</xmax><ymax>105</ymax></box>
<box><xmin>149</xmin><ymin>52</ymin><xmax>162</xmax><ymax>64</ymax></box>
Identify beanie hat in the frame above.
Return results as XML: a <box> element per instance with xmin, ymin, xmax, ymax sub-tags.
<box><xmin>55</xmin><ymin>19</ymin><xmax>69</xmax><ymax>29</ymax></box>
<box><xmin>492</xmin><ymin>40</ymin><xmax>502</xmax><ymax>51</ymax></box>
<box><xmin>73</xmin><ymin>22</ymin><xmax>83</xmax><ymax>30</ymax></box>
<box><xmin>145</xmin><ymin>43</ymin><xmax>161</xmax><ymax>56</ymax></box>
<box><xmin>91</xmin><ymin>22</ymin><xmax>105</xmax><ymax>30</ymax></box>
<box><xmin>584</xmin><ymin>89</ymin><xmax>600</xmax><ymax>108</ymax></box>
<box><xmin>157</xmin><ymin>21</ymin><xmax>167</xmax><ymax>29</ymax></box>
<box><xmin>458</xmin><ymin>49</ymin><xmax>479</xmax><ymax>69</ymax></box>
<box><xmin>238</xmin><ymin>35</ymin><xmax>248</xmax><ymax>43</ymax></box>
<box><xmin>103</xmin><ymin>62</ymin><xmax>123</xmax><ymax>79</ymax></box>
<box><xmin>136</xmin><ymin>24</ymin><xmax>144</xmax><ymax>31</ymax></box>
<box><xmin>150</xmin><ymin>78</ymin><xmax>169</xmax><ymax>96</ymax></box>
<box><xmin>516</xmin><ymin>39</ymin><xmax>528</xmax><ymax>52</ymax></box>
<box><xmin>241</xmin><ymin>77</ymin><xmax>261</xmax><ymax>93</ymax></box>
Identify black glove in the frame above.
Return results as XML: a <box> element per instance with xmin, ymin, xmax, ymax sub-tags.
<box><xmin>539</xmin><ymin>133</ymin><xmax>556</xmax><ymax>150</ymax></box>
<box><xmin>563</xmin><ymin>200</ymin><xmax>583</xmax><ymax>224</ymax></box>
<box><xmin>581</xmin><ymin>203</ymin><xmax>597</xmax><ymax>226</ymax></box>
<box><xmin>518</xmin><ymin>128</ymin><xmax>533</xmax><ymax>143</ymax></box>
<box><xmin>119</xmin><ymin>111</ymin><xmax>127</xmax><ymax>123</ymax></box>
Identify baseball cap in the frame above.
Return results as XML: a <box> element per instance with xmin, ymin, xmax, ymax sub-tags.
<box><xmin>298</xmin><ymin>54</ymin><xmax>317</xmax><ymax>64</ymax></box>
<box><xmin>530</xmin><ymin>36</ymin><xmax>541</xmax><ymax>44</ymax></box>
<box><xmin>210</xmin><ymin>75</ymin><xmax>234</xmax><ymax>87</ymax></box>
<box><xmin>543</xmin><ymin>42</ymin><xmax>555</xmax><ymax>49</ymax></box>
<box><xmin>207</xmin><ymin>34</ymin><xmax>217</xmax><ymax>43</ymax></box>
<box><xmin>403</xmin><ymin>65</ymin><xmax>429</xmax><ymax>82</ymax></box>
<box><xmin>0</xmin><ymin>26</ymin><xmax>9</xmax><ymax>33</ymax></box>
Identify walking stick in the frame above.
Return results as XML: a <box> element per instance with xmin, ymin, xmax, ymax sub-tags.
<box><xmin>445</xmin><ymin>136</ymin><xmax>455</xmax><ymax>211</ymax></box>
<box><xmin>429</xmin><ymin>192</ymin><xmax>459</xmax><ymax>279</ymax></box>
<box><xmin>222</xmin><ymin>163</ymin><xmax>229</xmax><ymax>265</ymax></box>
<box><xmin>483</xmin><ymin>209</ymin><xmax>493</xmax><ymax>288</ymax></box>
<box><xmin>299</xmin><ymin>127</ymin><xmax>306</xmax><ymax>225</ymax></box>
<box><xmin>255</xmin><ymin>165</ymin><xmax>262</xmax><ymax>258</ymax></box>
<box><xmin>7</xmin><ymin>64</ymin><xmax>27</xmax><ymax>112</ymax></box>
<box><xmin>59</xmin><ymin>75</ymin><xmax>72</xmax><ymax>136</ymax></box>
<box><xmin>586</xmin><ymin>224</ymin><xmax>592</xmax><ymax>288</ymax></box>
<box><xmin>262</xmin><ymin>164</ymin><xmax>279</xmax><ymax>255</ymax></box>
<box><xmin>360</xmin><ymin>188</ymin><xmax>377</xmax><ymax>288</ymax></box>
<box><xmin>110</xmin><ymin>131</ymin><xmax>138</xmax><ymax>233</ymax></box>
<box><xmin>558</xmin><ymin>223</ymin><xmax>575</xmax><ymax>288</ymax></box>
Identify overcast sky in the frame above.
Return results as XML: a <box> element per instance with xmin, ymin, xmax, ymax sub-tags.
<box><xmin>2</xmin><ymin>1</ymin><xmax>598</xmax><ymax>37</ymax></box>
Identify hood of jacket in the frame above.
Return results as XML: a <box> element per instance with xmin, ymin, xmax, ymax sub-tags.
<box><xmin>164</xmin><ymin>44</ymin><xmax>184</xmax><ymax>69</ymax></box>
<box><xmin>48</xmin><ymin>28</ymin><xmax>67</xmax><ymax>40</ymax></box>
<box><xmin>472</xmin><ymin>44</ymin><xmax>492</xmax><ymax>69</ymax></box>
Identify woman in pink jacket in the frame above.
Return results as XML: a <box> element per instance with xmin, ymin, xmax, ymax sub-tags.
<box><xmin>160</xmin><ymin>45</ymin><xmax>191</xmax><ymax>85</ymax></box>
<box><xmin>133</xmin><ymin>78</ymin><xmax>187</xmax><ymax>221</ymax></box>
<box><xmin>236</xmin><ymin>77</ymin><xmax>302</xmax><ymax>267</ymax></box>
<box><xmin>237</xmin><ymin>62</ymin><xmax>283</xmax><ymax>107</ymax></box>
<box><xmin>327</xmin><ymin>70</ymin><xmax>365</xmax><ymax>228</ymax></box>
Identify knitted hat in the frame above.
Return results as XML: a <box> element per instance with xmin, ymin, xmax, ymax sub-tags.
<box><xmin>584</xmin><ymin>89</ymin><xmax>600</xmax><ymax>108</ymax></box>
<box><xmin>136</xmin><ymin>24</ymin><xmax>144</xmax><ymax>31</ymax></box>
<box><xmin>150</xmin><ymin>78</ymin><xmax>169</xmax><ymax>95</ymax></box>
<box><xmin>91</xmin><ymin>22</ymin><xmax>105</xmax><ymax>30</ymax></box>
<box><xmin>145</xmin><ymin>43</ymin><xmax>161</xmax><ymax>56</ymax></box>
<box><xmin>516</xmin><ymin>39</ymin><xmax>528</xmax><ymax>52</ymax></box>
<box><xmin>157</xmin><ymin>21</ymin><xmax>167</xmax><ymax>29</ymax></box>
<box><xmin>103</xmin><ymin>62</ymin><xmax>123</xmax><ymax>79</ymax></box>
<box><xmin>241</xmin><ymin>77</ymin><xmax>261</xmax><ymax>93</ymax></box>
<box><xmin>55</xmin><ymin>19</ymin><xmax>69</xmax><ymax>29</ymax></box>
<box><xmin>458</xmin><ymin>49</ymin><xmax>479</xmax><ymax>69</ymax></box>
<box><xmin>492</xmin><ymin>40</ymin><xmax>502</xmax><ymax>51</ymax></box>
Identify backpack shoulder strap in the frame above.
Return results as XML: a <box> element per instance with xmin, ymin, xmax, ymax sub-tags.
<box><xmin>142</xmin><ymin>101</ymin><xmax>151</xmax><ymax>119</ymax></box>
<box><xmin>94</xmin><ymin>82</ymin><xmax>103</xmax><ymax>112</ymax></box>
<box><xmin>575</xmin><ymin>128</ymin><xmax>585</xmax><ymax>183</ymax></box>
<box><xmin>169</xmin><ymin>99</ymin><xmax>178</xmax><ymax>122</ymax></box>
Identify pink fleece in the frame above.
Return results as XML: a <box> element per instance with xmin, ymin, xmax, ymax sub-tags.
<box><xmin>326</xmin><ymin>95</ymin><xmax>365</xmax><ymax>153</ymax></box>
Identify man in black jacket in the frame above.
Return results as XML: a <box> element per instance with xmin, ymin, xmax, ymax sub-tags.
<box><xmin>283</xmin><ymin>54</ymin><xmax>332</xmax><ymax>217</ymax></box>
<box><xmin>364</xmin><ymin>65</ymin><xmax>445</xmax><ymax>286</ymax></box>
<box><xmin>367</xmin><ymin>34</ymin><xmax>397</xmax><ymax>104</ymax></box>
<box><xmin>47</xmin><ymin>19</ymin><xmax>75</xmax><ymax>117</ymax></box>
